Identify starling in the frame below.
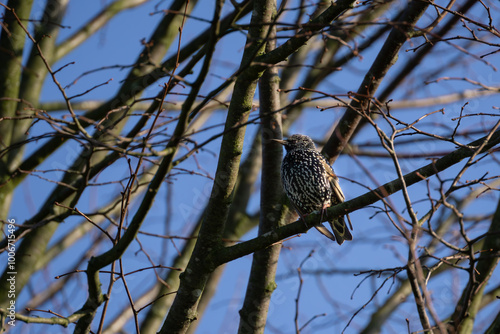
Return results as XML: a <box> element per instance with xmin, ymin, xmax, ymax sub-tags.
<box><xmin>273</xmin><ymin>134</ymin><xmax>352</xmax><ymax>245</ymax></box>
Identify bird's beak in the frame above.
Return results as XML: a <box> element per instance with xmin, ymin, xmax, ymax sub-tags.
<box><xmin>271</xmin><ymin>139</ymin><xmax>287</xmax><ymax>145</ymax></box>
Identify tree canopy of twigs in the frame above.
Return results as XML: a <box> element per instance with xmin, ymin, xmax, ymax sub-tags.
<box><xmin>0</xmin><ymin>1</ymin><xmax>499</xmax><ymax>334</ymax></box>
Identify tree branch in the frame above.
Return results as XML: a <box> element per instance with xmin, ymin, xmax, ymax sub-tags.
<box><xmin>323</xmin><ymin>0</ymin><xmax>432</xmax><ymax>163</ymax></box>
<box><xmin>216</xmin><ymin>128</ymin><xmax>500</xmax><ymax>265</ymax></box>
<box><xmin>238</xmin><ymin>6</ymin><xmax>285</xmax><ymax>331</ymax></box>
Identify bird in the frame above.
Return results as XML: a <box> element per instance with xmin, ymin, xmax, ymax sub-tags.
<box><xmin>272</xmin><ymin>134</ymin><xmax>352</xmax><ymax>245</ymax></box>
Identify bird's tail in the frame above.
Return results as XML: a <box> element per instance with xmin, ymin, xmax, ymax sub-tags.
<box><xmin>329</xmin><ymin>216</ymin><xmax>352</xmax><ymax>245</ymax></box>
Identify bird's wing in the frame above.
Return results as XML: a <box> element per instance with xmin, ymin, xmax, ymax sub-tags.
<box><xmin>320</xmin><ymin>158</ymin><xmax>345</xmax><ymax>202</ymax></box>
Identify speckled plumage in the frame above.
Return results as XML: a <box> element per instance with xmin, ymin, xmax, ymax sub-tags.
<box><xmin>274</xmin><ymin>134</ymin><xmax>352</xmax><ymax>245</ymax></box>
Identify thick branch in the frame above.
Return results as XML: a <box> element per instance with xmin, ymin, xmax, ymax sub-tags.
<box><xmin>160</xmin><ymin>1</ymin><xmax>358</xmax><ymax>333</ymax></box>
<box><xmin>238</xmin><ymin>9</ymin><xmax>284</xmax><ymax>332</ymax></box>
<box><xmin>216</xmin><ymin>129</ymin><xmax>500</xmax><ymax>265</ymax></box>
<box><xmin>255</xmin><ymin>0</ymin><xmax>356</xmax><ymax>68</ymax></box>
<box><xmin>452</xmin><ymin>197</ymin><xmax>500</xmax><ymax>333</ymax></box>
<box><xmin>54</xmin><ymin>0</ymin><xmax>148</xmax><ymax>60</ymax></box>
<box><xmin>323</xmin><ymin>0</ymin><xmax>432</xmax><ymax>163</ymax></box>
<box><xmin>159</xmin><ymin>0</ymin><xmax>272</xmax><ymax>332</ymax></box>
<box><xmin>0</xmin><ymin>0</ymin><xmax>34</xmax><ymax>218</ymax></box>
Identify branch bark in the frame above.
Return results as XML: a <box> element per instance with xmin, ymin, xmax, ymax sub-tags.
<box><xmin>160</xmin><ymin>1</ymin><xmax>357</xmax><ymax>332</ymax></box>
<box><xmin>0</xmin><ymin>0</ymin><xmax>34</xmax><ymax>218</ymax></box>
<box><xmin>159</xmin><ymin>0</ymin><xmax>275</xmax><ymax>331</ymax></box>
<box><xmin>451</xmin><ymin>197</ymin><xmax>500</xmax><ymax>333</ymax></box>
<box><xmin>323</xmin><ymin>0</ymin><xmax>432</xmax><ymax>163</ymax></box>
<box><xmin>215</xmin><ymin>128</ymin><xmax>500</xmax><ymax>265</ymax></box>
<box><xmin>238</xmin><ymin>6</ymin><xmax>285</xmax><ymax>331</ymax></box>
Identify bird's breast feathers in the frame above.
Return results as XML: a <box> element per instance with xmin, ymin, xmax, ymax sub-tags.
<box><xmin>281</xmin><ymin>150</ymin><xmax>333</xmax><ymax>212</ymax></box>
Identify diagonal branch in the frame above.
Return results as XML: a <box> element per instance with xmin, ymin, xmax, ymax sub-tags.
<box><xmin>215</xmin><ymin>128</ymin><xmax>500</xmax><ymax>265</ymax></box>
<box><xmin>322</xmin><ymin>0</ymin><xmax>433</xmax><ymax>163</ymax></box>
<box><xmin>159</xmin><ymin>1</ymin><xmax>359</xmax><ymax>333</ymax></box>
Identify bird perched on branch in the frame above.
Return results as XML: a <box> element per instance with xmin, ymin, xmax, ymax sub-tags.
<box><xmin>273</xmin><ymin>134</ymin><xmax>352</xmax><ymax>245</ymax></box>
